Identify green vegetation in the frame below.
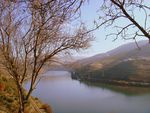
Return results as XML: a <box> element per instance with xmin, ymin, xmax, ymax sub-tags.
<box><xmin>99</xmin><ymin>60</ymin><xmax>136</xmax><ymax>80</ymax></box>
<box><xmin>74</xmin><ymin>59</ymin><xmax>150</xmax><ymax>86</ymax></box>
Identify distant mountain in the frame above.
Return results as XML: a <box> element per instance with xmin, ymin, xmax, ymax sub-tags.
<box><xmin>72</xmin><ymin>40</ymin><xmax>150</xmax><ymax>68</ymax></box>
<box><xmin>74</xmin><ymin>53</ymin><xmax>107</xmax><ymax>66</ymax></box>
<box><xmin>106</xmin><ymin>40</ymin><xmax>148</xmax><ymax>56</ymax></box>
<box><xmin>73</xmin><ymin>40</ymin><xmax>150</xmax><ymax>83</ymax></box>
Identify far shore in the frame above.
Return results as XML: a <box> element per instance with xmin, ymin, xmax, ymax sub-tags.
<box><xmin>71</xmin><ymin>74</ymin><xmax>150</xmax><ymax>87</ymax></box>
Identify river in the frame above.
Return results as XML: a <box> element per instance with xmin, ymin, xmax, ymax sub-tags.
<box><xmin>25</xmin><ymin>71</ymin><xmax>150</xmax><ymax>113</ymax></box>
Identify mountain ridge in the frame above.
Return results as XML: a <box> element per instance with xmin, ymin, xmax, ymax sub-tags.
<box><xmin>72</xmin><ymin>40</ymin><xmax>150</xmax><ymax>85</ymax></box>
<box><xmin>72</xmin><ymin>40</ymin><xmax>150</xmax><ymax>68</ymax></box>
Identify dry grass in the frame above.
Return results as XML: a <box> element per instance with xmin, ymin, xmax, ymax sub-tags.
<box><xmin>0</xmin><ymin>73</ymin><xmax>52</xmax><ymax>113</ymax></box>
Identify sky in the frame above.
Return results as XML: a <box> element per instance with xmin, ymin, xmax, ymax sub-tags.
<box><xmin>73</xmin><ymin>0</ymin><xmax>149</xmax><ymax>57</ymax></box>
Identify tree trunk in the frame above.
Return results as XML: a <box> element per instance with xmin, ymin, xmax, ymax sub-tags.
<box><xmin>25</xmin><ymin>86</ymin><xmax>33</xmax><ymax>101</ymax></box>
<box><xmin>17</xmin><ymin>83</ymin><xmax>25</xmax><ymax>113</ymax></box>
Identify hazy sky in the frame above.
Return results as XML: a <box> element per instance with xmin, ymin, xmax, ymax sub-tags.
<box><xmin>74</xmin><ymin>0</ymin><xmax>148</xmax><ymax>57</ymax></box>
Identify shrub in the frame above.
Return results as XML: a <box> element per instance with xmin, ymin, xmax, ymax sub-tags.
<box><xmin>0</xmin><ymin>83</ymin><xmax>5</xmax><ymax>91</ymax></box>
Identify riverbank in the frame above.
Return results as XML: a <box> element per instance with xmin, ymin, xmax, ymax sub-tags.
<box><xmin>71</xmin><ymin>73</ymin><xmax>150</xmax><ymax>87</ymax></box>
<box><xmin>0</xmin><ymin>74</ymin><xmax>52</xmax><ymax>113</ymax></box>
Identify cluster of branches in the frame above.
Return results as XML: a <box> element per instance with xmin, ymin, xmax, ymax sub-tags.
<box><xmin>0</xmin><ymin>0</ymin><xmax>92</xmax><ymax>113</ymax></box>
<box><xmin>94</xmin><ymin>0</ymin><xmax>150</xmax><ymax>46</ymax></box>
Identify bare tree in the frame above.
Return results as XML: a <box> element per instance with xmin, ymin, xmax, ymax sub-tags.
<box><xmin>94</xmin><ymin>0</ymin><xmax>150</xmax><ymax>45</ymax></box>
<box><xmin>0</xmin><ymin>0</ymin><xmax>92</xmax><ymax>113</ymax></box>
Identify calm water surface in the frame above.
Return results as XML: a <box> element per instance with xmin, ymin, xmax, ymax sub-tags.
<box><xmin>26</xmin><ymin>71</ymin><xmax>150</xmax><ymax>113</ymax></box>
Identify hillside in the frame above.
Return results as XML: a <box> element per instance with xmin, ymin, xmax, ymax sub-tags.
<box><xmin>92</xmin><ymin>59</ymin><xmax>150</xmax><ymax>82</ymax></box>
<box><xmin>0</xmin><ymin>72</ymin><xmax>52</xmax><ymax>113</ymax></box>
<box><xmin>72</xmin><ymin>40</ymin><xmax>150</xmax><ymax>68</ymax></box>
<box><xmin>73</xmin><ymin>40</ymin><xmax>150</xmax><ymax>85</ymax></box>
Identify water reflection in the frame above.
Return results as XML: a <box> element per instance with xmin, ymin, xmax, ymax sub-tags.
<box><xmin>25</xmin><ymin>71</ymin><xmax>150</xmax><ymax>113</ymax></box>
<box><xmin>83</xmin><ymin>81</ymin><xmax>150</xmax><ymax>96</ymax></box>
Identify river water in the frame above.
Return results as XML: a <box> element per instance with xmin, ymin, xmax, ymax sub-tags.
<box><xmin>25</xmin><ymin>71</ymin><xmax>150</xmax><ymax>113</ymax></box>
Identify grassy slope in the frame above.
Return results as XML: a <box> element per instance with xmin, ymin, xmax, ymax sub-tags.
<box><xmin>0</xmin><ymin>75</ymin><xmax>18</xmax><ymax>113</ymax></box>
<box><xmin>0</xmin><ymin>73</ymin><xmax>52</xmax><ymax>113</ymax></box>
